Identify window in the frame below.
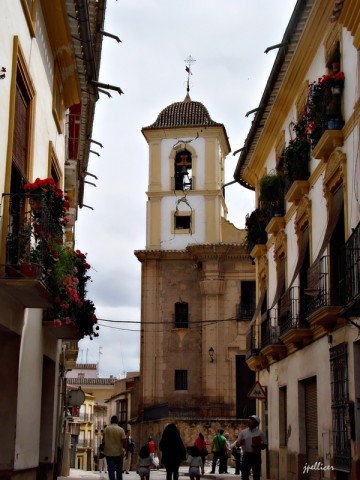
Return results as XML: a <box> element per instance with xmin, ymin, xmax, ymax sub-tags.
<box><xmin>174</xmin><ymin>150</ymin><xmax>192</xmax><ymax>191</ymax></box>
<box><xmin>238</xmin><ymin>281</ymin><xmax>256</xmax><ymax>320</ymax></box>
<box><xmin>279</xmin><ymin>386</ymin><xmax>287</xmax><ymax>446</ymax></box>
<box><xmin>173</xmin><ymin>210</ymin><xmax>193</xmax><ymax>234</ymax></box>
<box><xmin>117</xmin><ymin>399</ymin><xmax>128</xmax><ymax>427</ymax></box>
<box><xmin>12</xmin><ymin>46</ymin><xmax>35</xmax><ymax>181</ymax></box>
<box><xmin>175</xmin><ymin>370</ymin><xmax>188</xmax><ymax>390</ymax></box>
<box><xmin>174</xmin><ymin>302</ymin><xmax>188</xmax><ymax>328</ymax></box>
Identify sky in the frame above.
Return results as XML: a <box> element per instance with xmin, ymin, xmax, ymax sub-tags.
<box><xmin>75</xmin><ymin>0</ymin><xmax>297</xmax><ymax>377</ymax></box>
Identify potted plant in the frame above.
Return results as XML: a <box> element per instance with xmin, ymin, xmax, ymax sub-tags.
<box><xmin>245</xmin><ymin>207</ymin><xmax>268</xmax><ymax>252</ymax></box>
<box><xmin>259</xmin><ymin>171</ymin><xmax>286</xmax><ymax>216</ymax></box>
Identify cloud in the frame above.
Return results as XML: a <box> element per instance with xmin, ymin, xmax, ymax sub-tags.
<box><xmin>76</xmin><ymin>0</ymin><xmax>297</xmax><ymax>376</ymax></box>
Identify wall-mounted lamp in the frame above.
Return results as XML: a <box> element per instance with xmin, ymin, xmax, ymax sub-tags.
<box><xmin>208</xmin><ymin>347</ymin><xmax>214</xmax><ymax>363</ymax></box>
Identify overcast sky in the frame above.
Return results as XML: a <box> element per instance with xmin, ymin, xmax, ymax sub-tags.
<box><xmin>74</xmin><ymin>0</ymin><xmax>297</xmax><ymax>377</ymax></box>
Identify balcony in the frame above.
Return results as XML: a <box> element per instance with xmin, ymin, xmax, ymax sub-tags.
<box><xmin>260</xmin><ymin>310</ymin><xmax>287</xmax><ymax>364</ymax></box>
<box><xmin>339</xmin><ymin>222</ymin><xmax>360</xmax><ymax>318</ymax></box>
<box><xmin>245</xmin><ymin>323</ymin><xmax>267</xmax><ymax>371</ymax></box>
<box><xmin>236</xmin><ymin>303</ymin><xmax>255</xmax><ymax>321</ymax></box>
<box><xmin>306</xmin><ymin>256</ymin><xmax>345</xmax><ymax>337</ymax></box>
<box><xmin>0</xmin><ymin>193</ymin><xmax>61</xmax><ymax>308</ymax></box>
<box><xmin>279</xmin><ymin>287</ymin><xmax>312</xmax><ymax>353</ymax></box>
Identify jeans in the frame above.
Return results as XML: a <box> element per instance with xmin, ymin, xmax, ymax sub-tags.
<box><xmin>241</xmin><ymin>452</ymin><xmax>261</xmax><ymax>480</ymax></box>
<box><xmin>106</xmin><ymin>455</ymin><xmax>124</xmax><ymax>480</ymax></box>
<box><xmin>211</xmin><ymin>451</ymin><xmax>227</xmax><ymax>473</ymax></box>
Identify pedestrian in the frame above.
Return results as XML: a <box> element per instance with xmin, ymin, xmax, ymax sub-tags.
<box><xmin>237</xmin><ymin>415</ymin><xmax>267</xmax><ymax>480</ymax></box>
<box><xmin>137</xmin><ymin>444</ymin><xmax>158</xmax><ymax>480</ymax></box>
<box><xmin>123</xmin><ymin>428</ymin><xmax>136</xmax><ymax>473</ymax></box>
<box><xmin>159</xmin><ymin>423</ymin><xmax>187</xmax><ymax>480</ymax></box>
<box><xmin>230</xmin><ymin>436</ymin><xmax>242</xmax><ymax>475</ymax></box>
<box><xmin>187</xmin><ymin>445</ymin><xmax>202</xmax><ymax>480</ymax></box>
<box><xmin>98</xmin><ymin>440</ymin><xmax>107</xmax><ymax>473</ymax></box>
<box><xmin>104</xmin><ymin>415</ymin><xmax>128</xmax><ymax>480</ymax></box>
<box><xmin>148</xmin><ymin>436</ymin><xmax>157</xmax><ymax>460</ymax></box>
<box><xmin>194</xmin><ymin>432</ymin><xmax>208</xmax><ymax>474</ymax></box>
<box><xmin>210</xmin><ymin>429</ymin><xmax>227</xmax><ymax>474</ymax></box>
<box><xmin>223</xmin><ymin>432</ymin><xmax>231</xmax><ymax>474</ymax></box>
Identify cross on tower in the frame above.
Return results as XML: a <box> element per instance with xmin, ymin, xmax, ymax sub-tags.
<box><xmin>184</xmin><ymin>55</ymin><xmax>196</xmax><ymax>93</ymax></box>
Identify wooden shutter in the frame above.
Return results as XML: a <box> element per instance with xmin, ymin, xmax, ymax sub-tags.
<box><xmin>305</xmin><ymin>378</ymin><xmax>318</xmax><ymax>479</ymax></box>
<box><xmin>12</xmin><ymin>83</ymin><xmax>29</xmax><ymax>177</ymax></box>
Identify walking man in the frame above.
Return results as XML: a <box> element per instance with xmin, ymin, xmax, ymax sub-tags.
<box><xmin>236</xmin><ymin>415</ymin><xmax>267</xmax><ymax>480</ymax></box>
<box><xmin>104</xmin><ymin>416</ymin><xmax>128</xmax><ymax>480</ymax></box>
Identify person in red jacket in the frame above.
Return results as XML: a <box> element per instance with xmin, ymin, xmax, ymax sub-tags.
<box><xmin>194</xmin><ymin>432</ymin><xmax>208</xmax><ymax>474</ymax></box>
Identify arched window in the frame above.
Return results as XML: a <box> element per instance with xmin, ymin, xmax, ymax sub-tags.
<box><xmin>174</xmin><ymin>150</ymin><xmax>192</xmax><ymax>191</ymax></box>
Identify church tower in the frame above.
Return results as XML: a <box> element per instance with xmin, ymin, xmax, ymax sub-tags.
<box><xmin>134</xmin><ymin>68</ymin><xmax>256</xmax><ymax>441</ymax></box>
<box><xmin>142</xmin><ymin>92</ymin><xmax>231</xmax><ymax>249</ymax></box>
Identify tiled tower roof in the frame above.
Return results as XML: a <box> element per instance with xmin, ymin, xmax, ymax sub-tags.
<box><xmin>144</xmin><ymin>94</ymin><xmax>222</xmax><ymax>129</ymax></box>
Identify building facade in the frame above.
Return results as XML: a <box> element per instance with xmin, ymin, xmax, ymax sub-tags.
<box><xmin>234</xmin><ymin>0</ymin><xmax>360</xmax><ymax>479</ymax></box>
<box><xmin>134</xmin><ymin>92</ymin><xmax>256</xmax><ymax>447</ymax></box>
<box><xmin>0</xmin><ymin>2</ymin><xmax>107</xmax><ymax>479</ymax></box>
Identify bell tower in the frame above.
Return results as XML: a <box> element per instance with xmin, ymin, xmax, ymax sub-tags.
<box><xmin>141</xmin><ymin>90</ymin><xmax>231</xmax><ymax>250</ymax></box>
<box><xmin>135</xmin><ymin>67</ymin><xmax>255</xmax><ymax>434</ymax></box>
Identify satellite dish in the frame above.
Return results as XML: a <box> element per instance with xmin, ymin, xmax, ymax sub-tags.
<box><xmin>67</xmin><ymin>387</ymin><xmax>86</xmax><ymax>407</ymax></box>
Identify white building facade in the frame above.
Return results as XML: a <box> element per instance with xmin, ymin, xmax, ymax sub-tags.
<box><xmin>235</xmin><ymin>0</ymin><xmax>360</xmax><ymax>479</ymax></box>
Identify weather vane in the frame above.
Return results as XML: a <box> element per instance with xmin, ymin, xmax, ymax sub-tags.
<box><xmin>184</xmin><ymin>55</ymin><xmax>196</xmax><ymax>93</ymax></box>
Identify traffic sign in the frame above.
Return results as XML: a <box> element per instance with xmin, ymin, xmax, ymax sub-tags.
<box><xmin>247</xmin><ymin>381</ymin><xmax>267</xmax><ymax>400</ymax></box>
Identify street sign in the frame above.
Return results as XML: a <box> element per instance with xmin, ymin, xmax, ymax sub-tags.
<box><xmin>247</xmin><ymin>381</ymin><xmax>267</xmax><ymax>400</ymax></box>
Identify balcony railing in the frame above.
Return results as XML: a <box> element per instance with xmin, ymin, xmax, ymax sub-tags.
<box><xmin>79</xmin><ymin>413</ymin><xmax>94</xmax><ymax>422</ymax></box>
<box><xmin>77</xmin><ymin>439</ymin><xmax>94</xmax><ymax>448</ymax></box>
<box><xmin>1</xmin><ymin>193</ymin><xmax>62</xmax><ymax>280</ymax></box>
<box><xmin>339</xmin><ymin>222</ymin><xmax>360</xmax><ymax>317</ymax></box>
<box><xmin>305</xmin><ymin>255</ymin><xmax>344</xmax><ymax>317</ymax></box>
<box><xmin>279</xmin><ymin>286</ymin><xmax>309</xmax><ymax>335</ymax></box>
<box><xmin>236</xmin><ymin>303</ymin><xmax>255</xmax><ymax>321</ymax></box>
<box><xmin>246</xmin><ymin>322</ymin><xmax>260</xmax><ymax>359</ymax></box>
<box><xmin>261</xmin><ymin>309</ymin><xmax>281</xmax><ymax>348</ymax></box>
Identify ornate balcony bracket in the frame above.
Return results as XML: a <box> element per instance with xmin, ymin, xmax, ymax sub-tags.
<box><xmin>43</xmin><ymin>321</ymin><xmax>83</xmax><ymax>340</ymax></box>
<box><xmin>285</xmin><ymin>180</ymin><xmax>310</xmax><ymax>205</ymax></box>
<box><xmin>266</xmin><ymin>216</ymin><xmax>286</xmax><ymax>236</ymax></box>
<box><xmin>250</xmin><ymin>244</ymin><xmax>267</xmax><ymax>259</ymax></box>
<box><xmin>246</xmin><ymin>354</ymin><xmax>268</xmax><ymax>372</ymax></box>
<box><xmin>280</xmin><ymin>328</ymin><xmax>312</xmax><ymax>354</ymax></box>
<box><xmin>0</xmin><ymin>277</ymin><xmax>52</xmax><ymax>308</ymax></box>
<box><xmin>261</xmin><ymin>344</ymin><xmax>287</xmax><ymax>365</ymax></box>
<box><xmin>307</xmin><ymin>306</ymin><xmax>345</xmax><ymax>339</ymax></box>
<box><xmin>312</xmin><ymin>130</ymin><xmax>344</xmax><ymax>160</ymax></box>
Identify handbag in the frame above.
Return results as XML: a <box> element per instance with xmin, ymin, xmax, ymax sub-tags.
<box><xmin>201</xmin><ymin>448</ymin><xmax>209</xmax><ymax>457</ymax></box>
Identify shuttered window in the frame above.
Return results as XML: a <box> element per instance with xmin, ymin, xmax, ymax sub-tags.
<box><xmin>13</xmin><ymin>81</ymin><xmax>29</xmax><ymax>177</ymax></box>
<box><xmin>304</xmin><ymin>378</ymin><xmax>318</xmax><ymax>479</ymax></box>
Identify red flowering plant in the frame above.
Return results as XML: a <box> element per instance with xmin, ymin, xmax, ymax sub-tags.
<box><xmin>23</xmin><ymin>177</ymin><xmax>70</xmax><ymax>228</ymax></box>
<box><xmin>45</xmin><ymin>235</ymin><xmax>98</xmax><ymax>338</ymax></box>
<box><xmin>317</xmin><ymin>71</ymin><xmax>345</xmax><ymax>89</ymax></box>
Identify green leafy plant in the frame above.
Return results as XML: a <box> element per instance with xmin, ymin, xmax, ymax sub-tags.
<box><xmin>259</xmin><ymin>171</ymin><xmax>286</xmax><ymax>214</ymax></box>
<box><xmin>245</xmin><ymin>207</ymin><xmax>268</xmax><ymax>252</ymax></box>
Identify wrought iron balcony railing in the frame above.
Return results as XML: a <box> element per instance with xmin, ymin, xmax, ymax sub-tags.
<box><xmin>1</xmin><ymin>192</ymin><xmax>63</xmax><ymax>281</ymax></box>
<box><xmin>279</xmin><ymin>286</ymin><xmax>309</xmax><ymax>335</ymax></box>
<box><xmin>305</xmin><ymin>255</ymin><xmax>344</xmax><ymax>317</ymax></box>
<box><xmin>261</xmin><ymin>309</ymin><xmax>281</xmax><ymax>348</ymax></box>
<box><xmin>339</xmin><ymin>222</ymin><xmax>360</xmax><ymax>317</ymax></box>
<box><xmin>236</xmin><ymin>303</ymin><xmax>255</xmax><ymax>321</ymax></box>
<box><xmin>246</xmin><ymin>322</ymin><xmax>261</xmax><ymax>359</ymax></box>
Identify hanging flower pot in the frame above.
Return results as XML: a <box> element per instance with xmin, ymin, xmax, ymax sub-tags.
<box><xmin>20</xmin><ymin>263</ymin><xmax>41</xmax><ymax>278</ymax></box>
